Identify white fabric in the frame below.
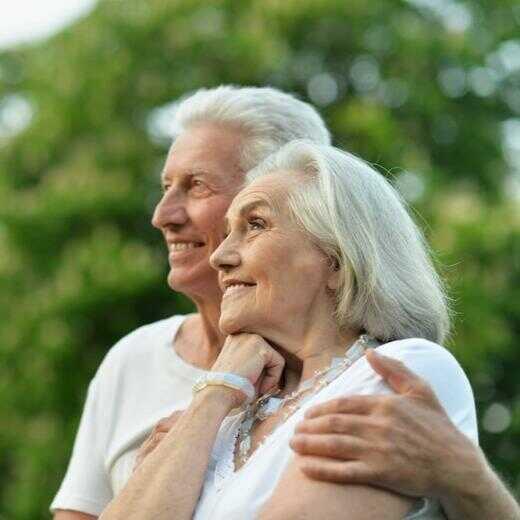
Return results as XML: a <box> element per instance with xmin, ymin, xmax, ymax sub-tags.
<box><xmin>50</xmin><ymin>314</ymin><xmax>203</xmax><ymax>516</ymax></box>
<box><xmin>193</xmin><ymin>338</ymin><xmax>478</xmax><ymax>520</ymax></box>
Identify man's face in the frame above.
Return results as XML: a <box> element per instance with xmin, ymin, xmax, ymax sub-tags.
<box><xmin>151</xmin><ymin>123</ymin><xmax>245</xmax><ymax>300</ymax></box>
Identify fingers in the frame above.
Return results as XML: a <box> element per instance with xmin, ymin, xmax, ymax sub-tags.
<box><xmin>134</xmin><ymin>411</ymin><xmax>184</xmax><ymax>471</ymax></box>
<box><xmin>290</xmin><ymin>433</ymin><xmax>367</xmax><ymax>459</ymax></box>
<box><xmin>134</xmin><ymin>431</ymin><xmax>167</xmax><ymax>470</ymax></box>
<box><xmin>304</xmin><ymin>395</ymin><xmax>377</xmax><ymax>419</ymax></box>
<box><xmin>366</xmin><ymin>349</ymin><xmax>437</xmax><ymax>402</ymax></box>
<box><xmin>259</xmin><ymin>347</ymin><xmax>285</xmax><ymax>395</ymax></box>
<box><xmin>296</xmin><ymin>456</ymin><xmax>374</xmax><ymax>485</ymax></box>
<box><xmin>295</xmin><ymin>414</ymin><xmax>370</xmax><ymax>436</ymax></box>
<box><xmin>154</xmin><ymin>410</ymin><xmax>183</xmax><ymax>433</ymax></box>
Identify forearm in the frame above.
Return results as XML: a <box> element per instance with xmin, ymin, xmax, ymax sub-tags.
<box><xmin>439</xmin><ymin>449</ymin><xmax>520</xmax><ymax>520</ymax></box>
<box><xmin>100</xmin><ymin>388</ymin><xmax>233</xmax><ymax>520</ymax></box>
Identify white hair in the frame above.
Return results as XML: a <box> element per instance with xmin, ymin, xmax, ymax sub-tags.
<box><xmin>172</xmin><ymin>85</ymin><xmax>331</xmax><ymax>170</ymax></box>
<box><xmin>247</xmin><ymin>141</ymin><xmax>450</xmax><ymax>344</ymax></box>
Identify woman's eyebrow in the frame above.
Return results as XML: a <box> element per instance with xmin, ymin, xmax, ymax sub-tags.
<box><xmin>238</xmin><ymin>199</ymin><xmax>270</xmax><ymax>216</ymax></box>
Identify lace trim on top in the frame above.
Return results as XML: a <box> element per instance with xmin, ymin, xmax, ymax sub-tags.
<box><xmin>213</xmin><ymin>413</ymin><xmax>244</xmax><ymax>492</ymax></box>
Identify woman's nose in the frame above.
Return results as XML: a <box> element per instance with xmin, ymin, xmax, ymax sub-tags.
<box><xmin>151</xmin><ymin>191</ymin><xmax>189</xmax><ymax>230</ymax></box>
<box><xmin>210</xmin><ymin>236</ymin><xmax>241</xmax><ymax>272</ymax></box>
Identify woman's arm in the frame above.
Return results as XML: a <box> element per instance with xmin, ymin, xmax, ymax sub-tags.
<box><xmin>100</xmin><ymin>333</ymin><xmax>284</xmax><ymax>520</ymax></box>
<box><xmin>259</xmin><ymin>458</ymin><xmax>414</xmax><ymax>520</ymax></box>
<box><xmin>100</xmin><ymin>387</ymin><xmax>235</xmax><ymax>520</ymax></box>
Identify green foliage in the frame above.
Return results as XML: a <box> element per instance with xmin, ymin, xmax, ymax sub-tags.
<box><xmin>0</xmin><ymin>0</ymin><xmax>519</xmax><ymax>517</ymax></box>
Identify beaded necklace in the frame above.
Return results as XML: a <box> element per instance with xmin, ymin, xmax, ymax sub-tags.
<box><xmin>236</xmin><ymin>334</ymin><xmax>379</xmax><ymax>466</ymax></box>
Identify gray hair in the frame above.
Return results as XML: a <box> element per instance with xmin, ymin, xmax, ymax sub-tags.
<box><xmin>247</xmin><ymin>141</ymin><xmax>450</xmax><ymax>344</ymax></box>
<box><xmin>172</xmin><ymin>85</ymin><xmax>331</xmax><ymax>170</ymax></box>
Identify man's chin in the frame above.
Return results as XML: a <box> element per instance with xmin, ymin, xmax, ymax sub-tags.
<box><xmin>167</xmin><ymin>269</ymin><xmax>219</xmax><ymax>297</ymax></box>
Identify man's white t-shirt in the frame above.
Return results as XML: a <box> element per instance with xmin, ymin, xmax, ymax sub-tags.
<box><xmin>193</xmin><ymin>338</ymin><xmax>478</xmax><ymax>519</ymax></box>
<box><xmin>51</xmin><ymin>314</ymin><xmax>199</xmax><ymax>515</ymax></box>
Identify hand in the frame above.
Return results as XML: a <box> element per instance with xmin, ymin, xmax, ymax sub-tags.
<box><xmin>211</xmin><ymin>333</ymin><xmax>285</xmax><ymax>403</ymax></box>
<box><xmin>290</xmin><ymin>349</ymin><xmax>483</xmax><ymax>500</ymax></box>
<box><xmin>133</xmin><ymin>410</ymin><xmax>183</xmax><ymax>471</ymax></box>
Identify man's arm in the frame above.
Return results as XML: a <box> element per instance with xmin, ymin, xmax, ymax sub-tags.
<box><xmin>54</xmin><ymin>511</ymin><xmax>97</xmax><ymax>520</ymax></box>
<box><xmin>290</xmin><ymin>349</ymin><xmax>520</xmax><ymax>520</ymax></box>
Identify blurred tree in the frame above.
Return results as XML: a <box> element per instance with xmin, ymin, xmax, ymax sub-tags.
<box><xmin>0</xmin><ymin>0</ymin><xmax>518</xmax><ymax>517</ymax></box>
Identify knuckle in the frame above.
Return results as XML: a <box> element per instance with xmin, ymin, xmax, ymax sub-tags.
<box><xmin>330</xmin><ymin>437</ymin><xmax>343</xmax><ymax>453</ymax></box>
<box><xmin>378</xmin><ymin>395</ymin><xmax>397</xmax><ymax>415</ymax></box>
<box><xmin>155</xmin><ymin>417</ymin><xmax>170</xmax><ymax>430</ymax></box>
<box><xmin>331</xmin><ymin>398</ymin><xmax>346</xmax><ymax>413</ymax></box>
<box><xmin>376</xmin><ymin>417</ymin><xmax>394</xmax><ymax>436</ymax></box>
<box><xmin>327</xmin><ymin>414</ymin><xmax>344</xmax><ymax>432</ymax></box>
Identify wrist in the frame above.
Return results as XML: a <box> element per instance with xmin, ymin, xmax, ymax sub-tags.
<box><xmin>193</xmin><ymin>372</ymin><xmax>255</xmax><ymax>406</ymax></box>
<box><xmin>192</xmin><ymin>384</ymin><xmax>244</xmax><ymax>412</ymax></box>
<box><xmin>436</xmin><ymin>444</ymin><xmax>491</xmax><ymax>515</ymax></box>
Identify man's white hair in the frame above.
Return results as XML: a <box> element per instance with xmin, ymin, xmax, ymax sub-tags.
<box><xmin>247</xmin><ymin>141</ymin><xmax>450</xmax><ymax>344</ymax></box>
<box><xmin>172</xmin><ymin>85</ymin><xmax>331</xmax><ymax>170</ymax></box>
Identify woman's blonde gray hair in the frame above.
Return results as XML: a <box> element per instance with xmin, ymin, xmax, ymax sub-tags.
<box><xmin>247</xmin><ymin>141</ymin><xmax>450</xmax><ymax>344</ymax></box>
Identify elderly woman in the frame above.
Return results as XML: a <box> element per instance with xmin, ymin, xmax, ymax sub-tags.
<box><xmin>101</xmin><ymin>141</ymin><xmax>477</xmax><ymax>520</ymax></box>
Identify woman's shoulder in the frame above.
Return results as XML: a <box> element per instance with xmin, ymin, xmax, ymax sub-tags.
<box><xmin>377</xmin><ymin>337</ymin><xmax>465</xmax><ymax>380</ymax></box>
<box><xmin>321</xmin><ymin>337</ymin><xmax>478</xmax><ymax>442</ymax></box>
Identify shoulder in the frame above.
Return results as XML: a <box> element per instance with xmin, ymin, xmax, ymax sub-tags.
<box><xmin>326</xmin><ymin>337</ymin><xmax>478</xmax><ymax>441</ymax></box>
<box><xmin>93</xmin><ymin>315</ymin><xmax>185</xmax><ymax>383</ymax></box>
<box><xmin>378</xmin><ymin>338</ymin><xmax>477</xmax><ymax>440</ymax></box>
<box><xmin>377</xmin><ymin>337</ymin><xmax>467</xmax><ymax>382</ymax></box>
<box><xmin>377</xmin><ymin>338</ymin><xmax>474</xmax><ymax>403</ymax></box>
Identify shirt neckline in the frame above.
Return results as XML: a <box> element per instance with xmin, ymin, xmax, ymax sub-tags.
<box><xmin>163</xmin><ymin>313</ymin><xmax>209</xmax><ymax>381</ymax></box>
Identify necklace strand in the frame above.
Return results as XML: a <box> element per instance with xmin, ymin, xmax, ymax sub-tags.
<box><xmin>236</xmin><ymin>334</ymin><xmax>379</xmax><ymax>466</ymax></box>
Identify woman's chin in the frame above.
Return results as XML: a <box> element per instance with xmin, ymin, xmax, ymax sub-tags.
<box><xmin>219</xmin><ymin>312</ymin><xmax>258</xmax><ymax>336</ymax></box>
<box><xmin>219</xmin><ymin>314</ymin><xmax>243</xmax><ymax>336</ymax></box>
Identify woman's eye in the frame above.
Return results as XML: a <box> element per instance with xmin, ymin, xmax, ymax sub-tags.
<box><xmin>248</xmin><ymin>218</ymin><xmax>266</xmax><ymax>231</ymax></box>
<box><xmin>161</xmin><ymin>184</ymin><xmax>171</xmax><ymax>193</ymax></box>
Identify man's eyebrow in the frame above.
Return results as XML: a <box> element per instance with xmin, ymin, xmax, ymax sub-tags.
<box><xmin>160</xmin><ymin>168</ymin><xmax>212</xmax><ymax>183</ymax></box>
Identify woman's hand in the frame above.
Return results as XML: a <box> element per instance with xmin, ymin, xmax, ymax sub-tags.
<box><xmin>211</xmin><ymin>333</ymin><xmax>285</xmax><ymax>401</ymax></box>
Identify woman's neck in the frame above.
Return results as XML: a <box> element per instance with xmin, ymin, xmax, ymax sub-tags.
<box><xmin>274</xmin><ymin>323</ymin><xmax>360</xmax><ymax>396</ymax></box>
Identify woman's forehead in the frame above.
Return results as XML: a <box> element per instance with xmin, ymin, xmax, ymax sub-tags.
<box><xmin>227</xmin><ymin>172</ymin><xmax>298</xmax><ymax>216</ymax></box>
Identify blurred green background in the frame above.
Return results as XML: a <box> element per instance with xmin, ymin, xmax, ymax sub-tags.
<box><xmin>0</xmin><ymin>0</ymin><xmax>519</xmax><ymax>517</ymax></box>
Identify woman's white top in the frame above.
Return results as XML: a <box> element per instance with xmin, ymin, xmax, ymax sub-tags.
<box><xmin>193</xmin><ymin>338</ymin><xmax>478</xmax><ymax>520</ymax></box>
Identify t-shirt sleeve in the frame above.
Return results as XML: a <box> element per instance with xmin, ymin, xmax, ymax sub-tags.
<box><xmin>50</xmin><ymin>375</ymin><xmax>113</xmax><ymax>516</ymax></box>
<box><xmin>311</xmin><ymin>339</ymin><xmax>477</xmax><ymax>520</ymax></box>
<box><xmin>322</xmin><ymin>338</ymin><xmax>478</xmax><ymax>443</ymax></box>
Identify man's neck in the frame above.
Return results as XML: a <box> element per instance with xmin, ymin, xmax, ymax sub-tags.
<box><xmin>174</xmin><ymin>296</ymin><xmax>225</xmax><ymax>371</ymax></box>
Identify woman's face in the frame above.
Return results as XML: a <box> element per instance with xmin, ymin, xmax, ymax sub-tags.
<box><xmin>210</xmin><ymin>171</ymin><xmax>337</xmax><ymax>343</ymax></box>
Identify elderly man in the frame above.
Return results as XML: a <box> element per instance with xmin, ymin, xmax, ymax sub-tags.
<box><xmin>52</xmin><ymin>85</ymin><xmax>519</xmax><ymax>520</ymax></box>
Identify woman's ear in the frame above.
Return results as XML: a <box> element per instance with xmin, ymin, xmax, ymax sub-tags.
<box><xmin>327</xmin><ymin>257</ymin><xmax>341</xmax><ymax>291</ymax></box>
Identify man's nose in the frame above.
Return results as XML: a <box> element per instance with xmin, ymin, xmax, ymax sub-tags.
<box><xmin>151</xmin><ymin>191</ymin><xmax>189</xmax><ymax>230</ymax></box>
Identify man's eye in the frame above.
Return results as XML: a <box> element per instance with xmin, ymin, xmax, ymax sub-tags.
<box><xmin>161</xmin><ymin>184</ymin><xmax>170</xmax><ymax>193</ymax></box>
<box><xmin>191</xmin><ymin>179</ymin><xmax>206</xmax><ymax>190</ymax></box>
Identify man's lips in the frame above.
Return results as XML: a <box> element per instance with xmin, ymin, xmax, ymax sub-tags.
<box><xmin>168</xmin><ymin>241</ymin><xmax>205</xmax><ymax>252</ymax></box>
<box><xmin>221</xmin><ymin>279</ymin><xmax>256</xmax><ymax>296</ymax></box>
